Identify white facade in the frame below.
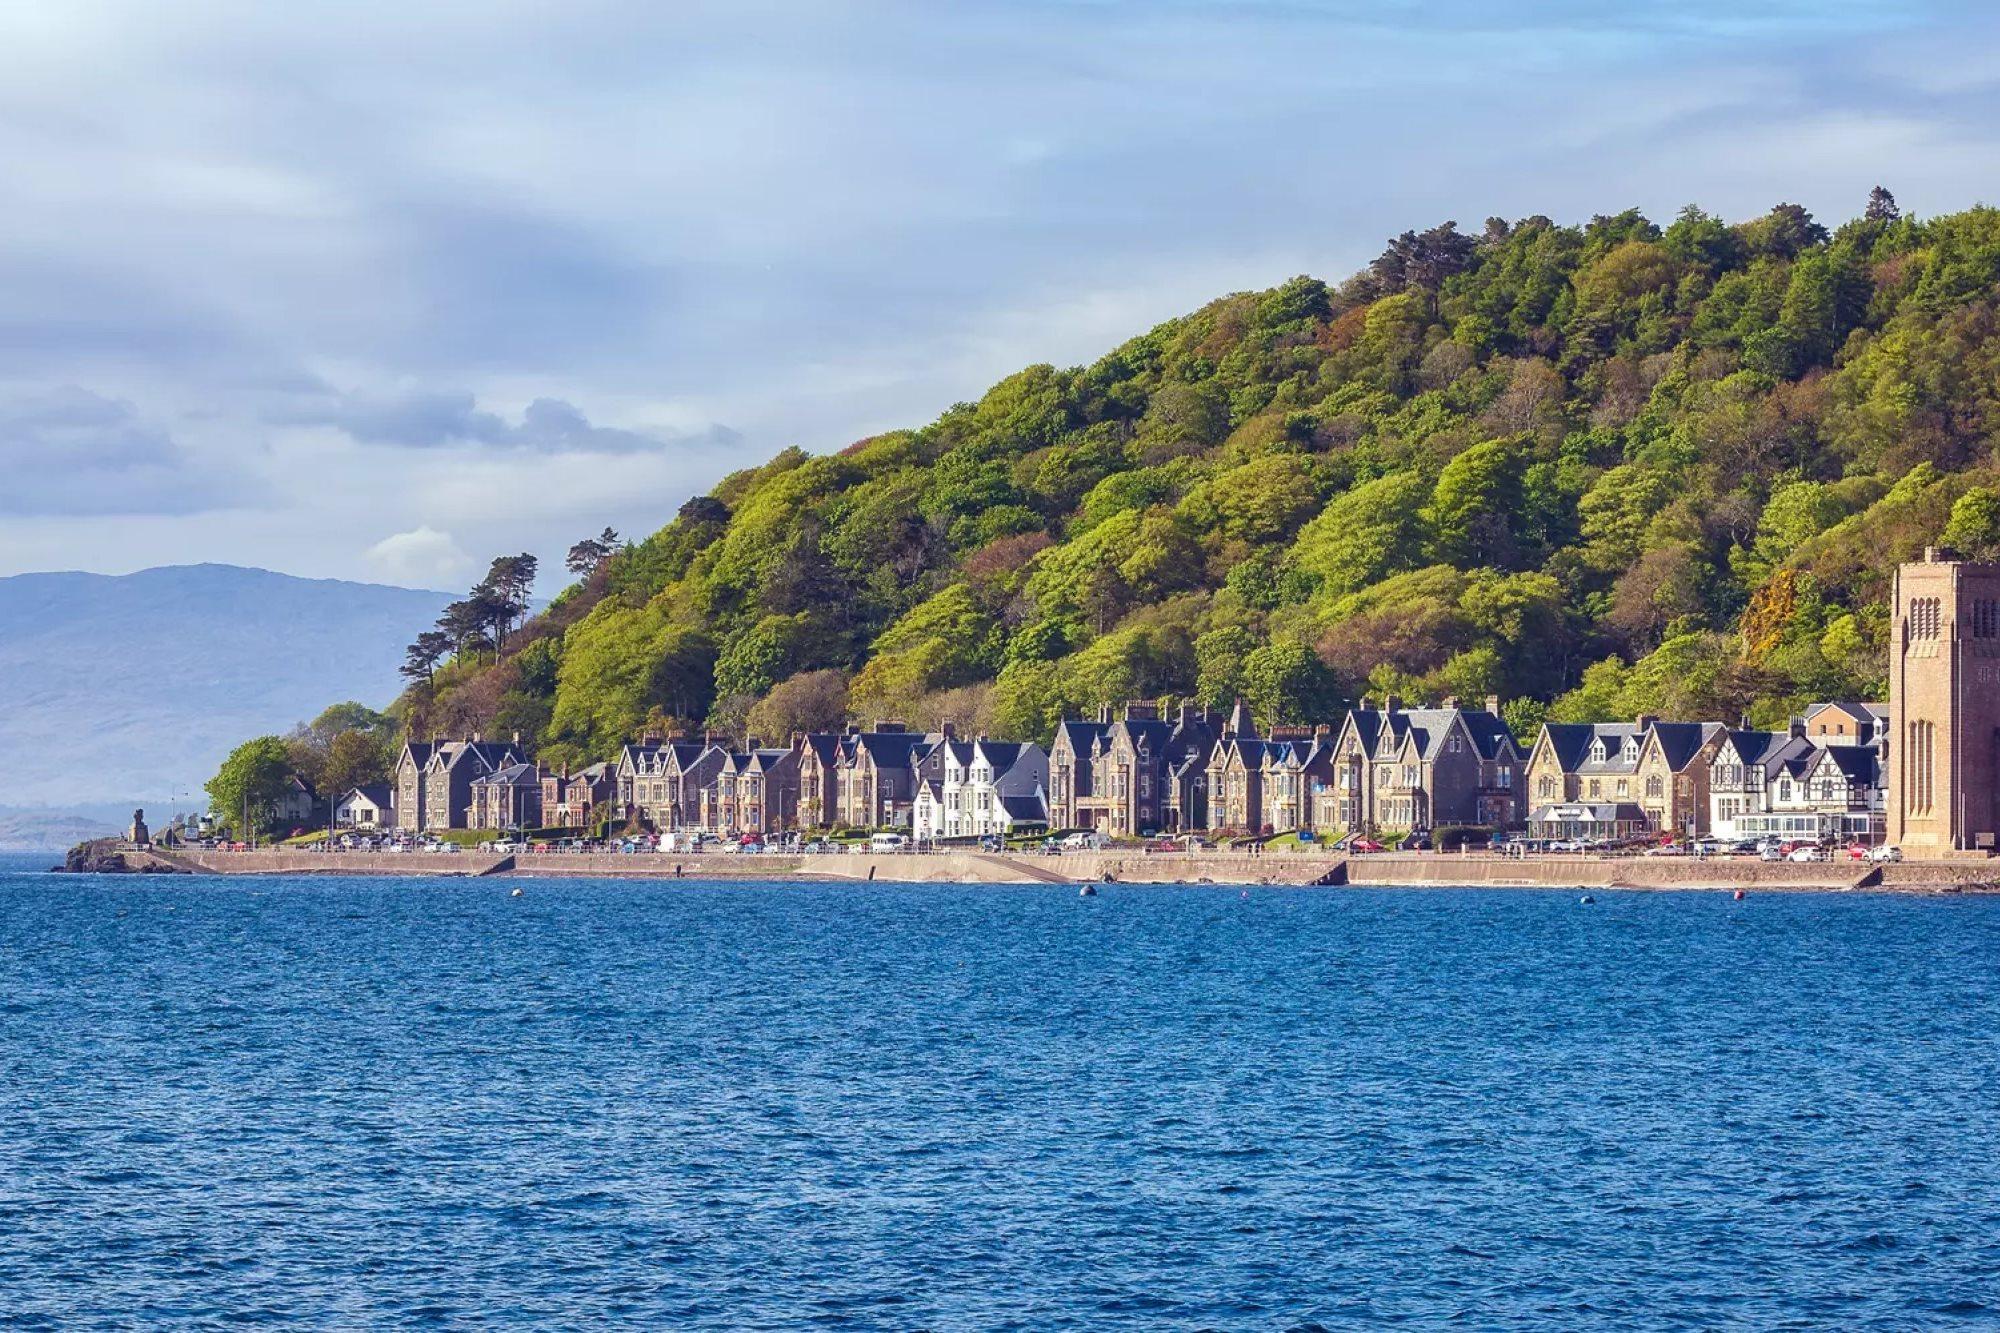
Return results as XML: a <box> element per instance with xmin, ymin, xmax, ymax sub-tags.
<box><xmin>335</xmin><ymin>786</ymin><xmax>392</xmax><ymax>829</ymax></box>
<box><xmin>1709</xmin><ymin>727</ymin><xmax>1885</xmax><ymax>843</ymax></box>
<box><xmin>915</xmin><ymin>741</ymin><xmax>1050</xmax><ymax>840</ymax></box>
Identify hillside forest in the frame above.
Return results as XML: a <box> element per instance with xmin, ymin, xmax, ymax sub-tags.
<box><xmin>218</xmin><ymin>191</ymin><xmax>2000</xmax><ymax>814</ymax></box>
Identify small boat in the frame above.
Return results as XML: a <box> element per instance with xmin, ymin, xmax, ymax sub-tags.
<box><xmin>1079</xmin><ymin>884</ymin><xmax>1099</xmax><ymax>897</ymax></box>
<box><xmin>1578</xmin><ymin>894</ymin><xmax>1595</xmax><ymax>905</ymax></box>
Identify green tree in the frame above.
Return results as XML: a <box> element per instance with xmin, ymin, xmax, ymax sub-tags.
<box><xmin>205</xmin><ymin>736</ymin><xmax>294</xmax><ymax>837</ymax></box>
<box><xmin>1942</xmin><ymin>486</ymin><xmax>2000</xmax><ymax>560</ymax></box>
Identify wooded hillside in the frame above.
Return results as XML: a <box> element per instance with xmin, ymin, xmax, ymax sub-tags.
<box><xmin>396</xmin><ymin>191</ymin><xmax>2000</xmax><ymax>761</ymax></box>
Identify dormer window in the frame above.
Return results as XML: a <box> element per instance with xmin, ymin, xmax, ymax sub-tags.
<box><xmin>1623</xmin><ymin>737</ymin><xmax>1639</xmax><ymax>762</ymax></box>
<box><xmin>1589</xmin><ymin>739</ymin><xmax>1606</xmax><ymax>762</ymax></box>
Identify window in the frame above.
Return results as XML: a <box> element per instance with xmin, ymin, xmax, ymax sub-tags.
<box><xmin>1537</xmin><ymin>774</ymin><xmax>1554</xmax><ymax>798</ymax></box>
<box><xmin>1588</xmin><ymin>779</ymin><xmax>1601</xmax><ymax>799</ymax></box>
<box><xmin>1645</xmin><ymin>775</ymin><xmax>1663</xmax><ymax>800</ymax></box>
<box><xmin>1912</xmin><ymin>596</ymin><xmax>1942</xmax><ymax>640</ymax></box>
<box><xmin>1496</xmin><ymin>766</ymin><xmax>1512</xmax><ymax>789</ymax></box>
<box><xmin>1615</xmin><ymin>779</ymin><xmax>1629</xmax><ymax>798</ymax></box>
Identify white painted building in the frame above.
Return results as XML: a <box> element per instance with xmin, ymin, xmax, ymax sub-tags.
<box><xmin>912</xmin><ymin>739</ymin><xmax>1049</xmax><ymax>841</ymax></box>
<box><xmin>335</xmin><ymin>784</ymin><xmax>394</xmax><ymax>830</ymax></box>
<box><xmin>1708</xmin><ymin>719</ymin><xmax>1885</xmax><ymax>843</ymax></box>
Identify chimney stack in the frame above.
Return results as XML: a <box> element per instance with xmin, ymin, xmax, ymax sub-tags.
<box><xmin>1485</xmin><ymin>694</ymin><xmax>1501</xmax><ymax>715</ymax></box>
<box><xmin>1442</xmin><ymin>695</ymin><xmax>1459</xmax><ymax>709</ymax></box>
<box><xmin>1385</xmin><ymin>695</ymin><xmax>1403</xmax><ymax>713</ymax></box>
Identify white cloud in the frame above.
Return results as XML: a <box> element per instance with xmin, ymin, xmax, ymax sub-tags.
<box><xmin>1</xmin><ymin>0</ymin><xmax>1998</xmax><ymax>586</ymax></box>
<box><xmin>365</xmin><ymin>526</ymin><xmax>473</xmax><ymax>590</ymax></box>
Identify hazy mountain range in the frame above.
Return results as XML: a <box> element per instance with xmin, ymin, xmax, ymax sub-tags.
<box><xmin>0</xmin><ymin>565</ymin><xmax>451</xmax><ymax>833</ymax></box>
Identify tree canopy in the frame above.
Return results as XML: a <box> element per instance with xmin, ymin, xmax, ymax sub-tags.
<box><xmin>285</xmin><ymin>190</ymin><xmax>2000</xmax><ymax>753</ymax></box>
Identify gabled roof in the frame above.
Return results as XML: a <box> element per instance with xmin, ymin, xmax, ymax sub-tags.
<box><xmin>1052</xmin><ymin>719</ymin><xmax>1108</xmax><ymax>754</ymax></box>
<box><xmin>854</xmin><ymin>731</ymin><xmax>923</xmax><ymax>767</ymax></box>
<box><xmin>1809</xmin><ymin>744</ymin><xmax>1880</xmax><ymax>785</ymax></box>
<box><xmin>1106</xmin><ymin>718</ymin><xmax>1174</xmax><ymax>757</ymax></box>
<box><xmin>800</xmin><ymin>733</ymin><xmax>842</xmax><ymax>766</ymax></box>
<box><xmin>973</xmin><ymin>740</ymin><xmax>1028</xmax><ymax>772</ymax></box>
<box><xmin>342</xmin><ymin>783</ymin><xmax>393</xmax><ymax>806</ymax></box>
<box><xmin>1806</xmin><ymin>701</ymin><xmax>1887</xmax><ymax>725</ymax></box>
<box><xmin>427</xmin><ymin>739</ymin><xmax>521</xmax><ymax>774</ymax></box>
<box><xmin>1456</xmin><ymin>709</ymin><xmax>1520</xmax><ymax>761</ymax></box>
<box><xmin>475</xmin><ymin>762</ymin><xmax>540</xmax><ymax>788</ymax></box>
<box><xmin>743</xmin><ymin>747</ymin><xmax>795</xmax><ymax>774</ymax></box>
<box><xmin>1720</xmin><ymin>730</ymin><xmax>1814</xmax><ymax>775</ymax></box>
<box><xmin>1645</xmin><ymin>721</ymin><xmax>1725</xmax><ymax>772</ymax></box>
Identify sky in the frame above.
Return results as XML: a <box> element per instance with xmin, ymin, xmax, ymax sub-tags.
<box><xmin>4</xmin><ymin>0</ymin><xmax>1999</xmax><ymax>594</ymax></box>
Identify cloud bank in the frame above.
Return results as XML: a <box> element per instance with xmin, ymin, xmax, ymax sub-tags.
<box><xmin>1</xmin><ymin>0</ymin><xmax>1997</xmax><ymax>586</ymax></box>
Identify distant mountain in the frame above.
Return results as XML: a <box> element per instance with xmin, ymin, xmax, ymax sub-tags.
<box><xmin>0</xmin><ymin>808</ymin><xmax>120</xmax><ymax>852</ymax></box>
<box><xmin>0</xmin><ymin>565</ymin><xmax>451</xmax><ymax>807</ymax></box>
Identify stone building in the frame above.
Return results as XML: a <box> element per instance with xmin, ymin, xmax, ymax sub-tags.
<box><xmin>1889</xmin><ymin>550</ymin><xmax>2000</xmax><ymax>854</ymax></box>
<box><xmin>396</xmin><ymin>737</ymin><xmax>523</xmax><ymax>831</ymax></box>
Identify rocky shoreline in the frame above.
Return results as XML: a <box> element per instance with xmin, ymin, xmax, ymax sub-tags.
<box><xmin>56</xmin><ymin>839</ymin><xmax>188</xmax><ymax>875</ymax></box>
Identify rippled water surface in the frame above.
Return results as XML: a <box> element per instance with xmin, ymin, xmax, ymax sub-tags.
<box><xmin>4</xmin><ymin>855</ymin><xmax>2000</xmax><ymax>1327</ymax></box>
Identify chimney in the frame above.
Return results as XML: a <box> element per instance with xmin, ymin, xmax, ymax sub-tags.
<box><xmin>511</xmin><ymin>730</ymin><xmax>521</xmax><ymax>747</ymax></box>
<box><xmin>472</xmin><ymin>730</ymin><xmax>482</xmax><ymax>744</ymax></box>
<box><xmin>940</xmin><ymin>721</ymin><xmax>956</xmax><ymax>739</ymax></box>
<box><xmin>1441</xmin><ymin>695</ymin><xmax>1459</xmax><ymax>710</ymax></box>
<box><xmin>1635</xmin><ymin>714</ymin><xmax>1658</xmax><ymax>731</ymax></box>
<box><xmin>1485</xmin><ymin>694</ymin><xmax>1501</xmax><ymax>715</ymax></box>
<box><xmin>874</xmin><ymin>718</ymin><xmax>907</xmax><ymax>733</ymax></box>
<box><xmin>745</xmin><ymin>736</ymin><xmax>762</xmax><ymax>751</ymax></box>
<box><xmin>1098</xmin><ymin>703</ymin><xmax>1114</xmax><ymax>724</ymax></box>
<box><xmin>1925</xmin><ymin>545</ymin><xmax>1940</xmax><ymax>563</ymax></box>
<box><xmin>1790</xmin><ymin>717</ymin><xmax>1807</xmax><ymax>739</ymax></box>
<box><xmin>1384</xmin><ymin>695</ymin><xmax>1403</xmax><ymax>713</ymax></box>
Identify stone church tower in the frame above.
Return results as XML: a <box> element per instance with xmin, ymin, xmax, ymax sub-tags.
<box><xmin>1889</xmin><ymin>549</ymin><xmax>2000</xmax><ymax>854</ymax></box>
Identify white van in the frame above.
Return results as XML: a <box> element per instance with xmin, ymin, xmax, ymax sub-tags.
<box><xmin>869</xmin><ymin>832</ymin><xmax>907</xmax><ymax>853</ymax></box>
<box><xmin>1061</xmin><ymin>830</ymin><xmax>1109</xmax><ymax>850</ymax></box>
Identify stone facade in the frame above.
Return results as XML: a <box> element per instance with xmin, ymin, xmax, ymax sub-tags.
<box><xmin>1889</xmin><ymin>551</ymin><xmax>2000</xmax><ymax>853</ymax></box>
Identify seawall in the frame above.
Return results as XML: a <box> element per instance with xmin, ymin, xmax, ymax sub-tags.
<box><xmin>91</xmin><ymin>845</ymin><xmax>2000</xmax><ymax>892</ymax></box>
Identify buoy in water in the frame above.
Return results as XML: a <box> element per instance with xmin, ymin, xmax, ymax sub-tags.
<box><xmin>1578</xmin><ymin>894</ymin><xmax>1595</xmax><ymax>905</ymax></box>
<box><xmin>1079</xmin><ymin>884</ymin><xmax>1099</xmax><ymax>897</ymax></box>
<box><xmin>1733</xmin><ymin>889</ymin><xmax>1746</xmax><ymax>901</ymax></box>
<box><xmin>510</xmin><ymin>888</ymin><xmax>523</xmax><ymax>898</ymax></box>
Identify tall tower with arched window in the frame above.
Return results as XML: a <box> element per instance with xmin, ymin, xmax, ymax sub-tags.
<box><xmin>1889</xmin><ymin>549</ymin><xmax>2000</xmax><ymax>854</ymax></box>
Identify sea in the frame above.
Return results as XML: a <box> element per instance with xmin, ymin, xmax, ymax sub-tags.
<box><xmin>3</xmin><ymin>850</ymin><xmax>1998</xmax><ymax>1327</ymax></box>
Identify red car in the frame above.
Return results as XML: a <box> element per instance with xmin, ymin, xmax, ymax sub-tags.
<box><xmin>1349</xmin><ymin>838</ymin><xmax>1384</xmax><ymax>853</ymax></box>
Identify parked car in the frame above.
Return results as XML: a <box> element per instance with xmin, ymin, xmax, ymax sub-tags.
<box><xmin>1404</xmin><ymin>834</ymin><xmax>1432</xmax><ymax>852</ymax></box>
<box><xmin>1643</xmin><ymin>843</ymin><xmax>1685</xmax><ymax>857</ymax></box>
<box><xmin>1059</xmin><ymin>830</ymin><xmax>1108</xmax><ymax>850</ymax></box>
<box><xmin>1788</xmin><ymin>845</ymin><xmax>1828</xmax><ymax>862</ymax></box>
<box><xmin>1868</xmin><ymin>844</ymin><xmax>1904</xmax><ymax>862</ymax></box>
<box><xmin>870</xmin><ymin>832</ymin><xmax>908</xmax><ymax>853</ymax></box>
<box><xmin>1348</xmin><ymin>837</ymin><xmax>1384</xmax><ymax>853</ymax></box>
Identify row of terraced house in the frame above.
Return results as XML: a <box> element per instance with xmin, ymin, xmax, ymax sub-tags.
<box><xmin>359</xmin><ymin>696</ymin><xmax>1886</xmax><ymax>844</ymax></box>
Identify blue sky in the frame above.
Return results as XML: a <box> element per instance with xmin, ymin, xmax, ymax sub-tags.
<box><xmin>3</xmin><ymin>0</ymin><xmax>1996</xmax><ymax>590</ymax></box>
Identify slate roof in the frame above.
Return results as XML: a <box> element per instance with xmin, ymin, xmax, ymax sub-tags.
<box><xmin>473</xmin><ymin>763</ymin><xmax>540</xmax><ymax>788</ymax></box>
<box><xmin>998</xmin><ymin>792</ymin><xmax>1048</xmax><ymax>822</ymax></box>
<box><xmin>1646</xmin><ymin>721</ymin><xmax>1724</xmax><ymax>772</ymax></box>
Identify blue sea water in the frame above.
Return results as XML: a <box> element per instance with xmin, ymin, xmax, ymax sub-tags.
<box><xmin>3</xmin><ymin>855</ymin><xmax>1999</xmax><ymax>1327</ymax></box>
